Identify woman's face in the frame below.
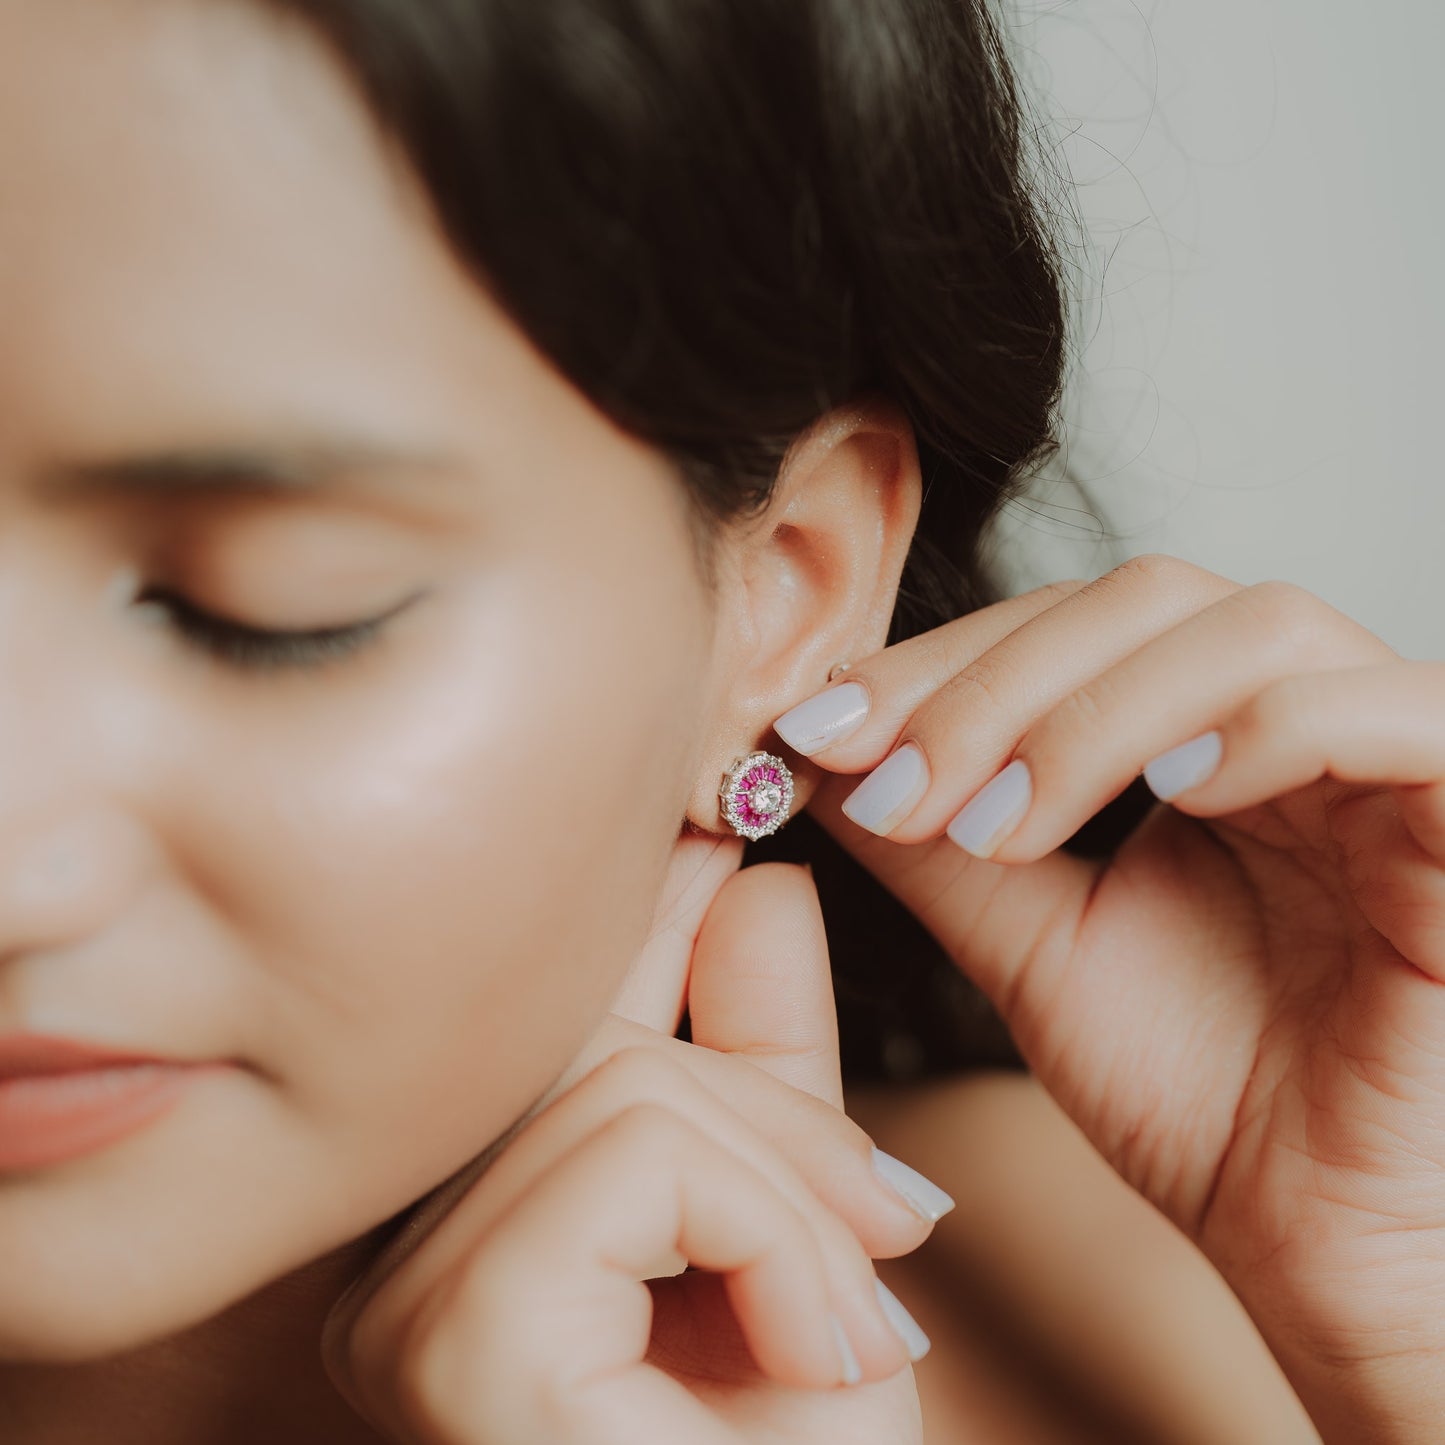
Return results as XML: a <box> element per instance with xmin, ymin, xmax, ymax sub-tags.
<box><xmin>0</xmin><ymin>0</ymin><xmax>726</xmax><ymax>1357</ymax></box>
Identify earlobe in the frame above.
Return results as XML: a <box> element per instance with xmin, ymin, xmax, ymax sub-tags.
<box><xmin>683</xmin><ymin>398</ymin><xmax>922</xmax><ymax>835</ymax></box>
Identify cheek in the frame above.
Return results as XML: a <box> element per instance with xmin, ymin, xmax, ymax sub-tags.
<box><xmin>171</xmin><ymin>551</ymin><xmax>712</xmax><ymax>1192</ymax></box>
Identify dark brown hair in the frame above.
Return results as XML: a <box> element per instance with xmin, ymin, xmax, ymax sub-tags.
<box><xmin>262</xmin><ymin>0</ymin><xmax>1081</xmax><ymax>1077</ymax></box>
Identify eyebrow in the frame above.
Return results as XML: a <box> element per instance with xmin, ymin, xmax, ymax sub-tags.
<box><xmin>35</xmin><ymin>440</ymin><xmax>463</xmax><ymax>502</ymax></box>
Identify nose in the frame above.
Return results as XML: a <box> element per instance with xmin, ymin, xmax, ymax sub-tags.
<box><xmin>0</xmin><ymin>561</ymin><xmax>161</xmax><ymax>959</ymax></box>
<box><xmin>0</xmin><ymin>807</ymin><xmax>158</xmax><ymax>958</ymax></box>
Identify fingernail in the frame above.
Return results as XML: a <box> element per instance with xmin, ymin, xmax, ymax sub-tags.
<box><xmin>946</xmin><ymin>759</ymin><xmax>1031</xmax><ymax>858</ymax></box>
<box><xmin>773</xmin><ymin>681</ymin><xmax>870</xmax><ymax>756</ymax></box>
<box><xmin>830</xmin><ymin>1314</ymin><xmax>863</xmax><ymax>1386</ymax></box>
<box><xmin>874</xmin><ymin>1278</ymin><xmax>931</xmax><ymax>1362</ymax></box>
<box><xmin>871</xmin><ymin>1147</ymin><xmax>956</xmax><ymax>1222</ymax></box>
<box><xmin>1143</xmin><ymin>730</ymin><xmax>1222</xmax><ymax>801</ymax></box>
<box><xmin>840</xmin><ymin>743</ymin><xmax>929</xmax><ymax>836</ymax></box>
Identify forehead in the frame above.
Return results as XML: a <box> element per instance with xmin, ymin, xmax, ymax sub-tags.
<box><xmin>0</xmin><ymin>0</ymin><xmax>506</xmax><ymax>458</ymax></box>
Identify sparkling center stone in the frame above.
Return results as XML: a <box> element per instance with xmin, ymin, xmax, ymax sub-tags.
<box><xmin>749</xmin><ymin>781</ymin><xmax>783</xmax><ymax>816</ymax></box>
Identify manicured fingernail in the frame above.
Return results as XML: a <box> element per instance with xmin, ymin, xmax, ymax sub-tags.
<box><xmin>946</xmin><ymin>759</ymin><xmax>1031</xmax><ymax>858</ymax></box>
<box><xmin>1144</xmin><ymin>730</ymin><xmax>1222</xmax><ymax>801</ymax></box>
<box><xmin>871</xmin><ymin>1147</ymin><xmax>955</xmax><ymax>1222</ymax></box>
<box><xmin>773</xmin><ymin>681</ymin><xmax>870</xmax><ymax>756</ymax></box>
<box><xmin>841</xmin><ymin>743</ymin><xmax>929</xmax><ymax>836</ymax></box>
<box><xmin>874</xmin><ymin>1278</ymin><xmax>931</xmax><ymax>1362</ymax></box>
<box><xmin>830</xmin><ymin>1314</ymin><xmax>863</xmax><ymax>1386</ymax></box>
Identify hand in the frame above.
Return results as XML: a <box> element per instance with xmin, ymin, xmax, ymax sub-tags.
<box><xmin>319</xmin><ymin>853</ymin><xmax>942</xmax><ymax>1445</ymax></box>
<box><xmin>781</xmin><ymin>554</ymin><xmax>1445</xmax><ymax>1437</ymax></box>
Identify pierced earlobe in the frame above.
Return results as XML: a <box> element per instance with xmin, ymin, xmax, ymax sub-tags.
<box><xmin>719</xmin><ymin>751</ymin><xmax>795</xmax><ymax>841</ymax></box>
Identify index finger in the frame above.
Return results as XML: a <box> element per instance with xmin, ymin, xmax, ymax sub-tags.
<box><xmin>686</xmin><ymin>860</ymin><xmax>843</xmax><ymax>1108</ymax></box>
<box><xmin>771</xmin><ymin>577</ymin><xmax>1092</xmax><ymax>767</ymax></box>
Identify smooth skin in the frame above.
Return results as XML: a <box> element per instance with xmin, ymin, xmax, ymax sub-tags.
<box><xmin>323</xmin><ymin>843</ymin><xmax>935</xmax><ymax>1445</ymax></box>
<box><xmin>5</xmin><ymin>4</ymin><xmax>1437</xmax><ymax>1444</ymax></box>
<box><xmin>782</xmin><ymin>555</ymin><xmax>1445</xmax><ymax>1440</ymax></box>
<box><xmin>0</xmin><ymin>4</ymin><xmax>929</xmax><ymax>1442</ymax></box>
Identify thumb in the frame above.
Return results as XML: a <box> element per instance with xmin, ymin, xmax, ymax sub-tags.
<box><xmin>686</xmin><ymin>861</ymin><xmax>844</xmax><ymax>1109</ymax></box>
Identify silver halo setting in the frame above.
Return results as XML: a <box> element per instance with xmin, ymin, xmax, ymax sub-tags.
<box><xmin>719</xmin><ymin>751</ymin><xmax>795</xmax><ymax>841</ymax></box>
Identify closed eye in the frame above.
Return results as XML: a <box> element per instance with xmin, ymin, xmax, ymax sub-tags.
<box><xmin>135</xmin><ymin>584</ymin><xmax>418</xmax><ymax>675</ymax></box>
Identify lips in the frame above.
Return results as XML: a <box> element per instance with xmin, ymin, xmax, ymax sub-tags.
<box><xmin>0</xmin><ymin>1033</ymin><xmax>214</xmax><ymax>1172</ymax></box>
<box><xmin>0</xmin><ymin>1033</ymin><xmax>173</xmax><ymax>1080</ymax></box>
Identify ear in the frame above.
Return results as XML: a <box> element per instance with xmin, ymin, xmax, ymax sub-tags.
<box><xmin>684</xmin><ymin>397</ymin><xmax>923</xmax><ymax>832</ymax></box>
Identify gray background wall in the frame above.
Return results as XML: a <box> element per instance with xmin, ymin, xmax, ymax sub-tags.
<box><xmin>984</xmin><ymin>0</ymin><xmax>1442</xmax><ymax>659</ymax></box>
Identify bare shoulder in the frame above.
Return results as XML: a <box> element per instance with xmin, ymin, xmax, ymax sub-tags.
<box><xmin>848</xmin><ymin>1071</ymin><xmax>1321</xmax><ymax>1445</ymax></box>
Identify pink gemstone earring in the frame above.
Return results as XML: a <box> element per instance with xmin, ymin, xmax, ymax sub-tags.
<box><xmin>719</xmin><ymin>751</ymin><xmax>795</xmax><ymax>841</ymax></box>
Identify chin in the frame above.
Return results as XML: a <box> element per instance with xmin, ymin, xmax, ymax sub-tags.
<box><xmin>0</xmin><ymin>1198</ymin><xmax>287</xmax><ymax>1364</ymax></box>
<box><xmin>0</xmin><ymin>1275</ymin><xmax>213</xmax><ymax>1364</ymax></box>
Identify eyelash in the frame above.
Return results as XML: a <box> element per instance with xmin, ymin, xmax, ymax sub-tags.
<box><xmin>137</xmin><ymin>585</ymin><xmax>395</xmax><ymax>675</ymax></box>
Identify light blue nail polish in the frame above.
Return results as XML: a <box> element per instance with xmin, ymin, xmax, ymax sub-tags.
<box><xmin>871</xmin><ymin>1147</ymin><xmax>956</xmax><ymax>1222</ymax></box>
<box><xmin>945</xmin><ymin>759</ymin><xmax>1031</xmax><ymax>858</ymax></box>
<box><xmin>874</xmin><ymin>1278</ymin><xmax>931</xmax><ymax>1362</ymax></box>
<box><xmin>1143</xmin><ymin>730</ymin><xmax>1222</xmax><ymax>801</ymax></box>
<box><xmin>773</xmin><ymin>681</ymin><xmax>870</xmax><ymax>756</ymax></box>
<box><xmin>840</xmin><ymin>743</ymin><xmax>929</xmax><ymax>836</ymax></box>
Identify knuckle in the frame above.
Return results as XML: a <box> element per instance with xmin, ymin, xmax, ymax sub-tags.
<box><xmin>390</xmin><ymin>1283</ymin><xmax>502</xmax><ymax>1439</ymax></box>
<box><xmin>1050</xmin><ymin>671</ymin><xmax>1119</xmax><ymax>739</ymax></box>
<box><xmin>1040</xmin><ymin>576</ymin><xmax>1093</xmax><ymax>601</ymax></box>
<box><xmin>1007</xmin><ymin>576</ymin><xmax>1090</xmax><ymax>614</ymax></box>
<box><xmin>932</xmin><ymin>627</ymin><xmax>989</xmax><ymax>680</ymax></box>
<box><xmin>1236</xmin><ymin>672</ymin><xmax>1314</xmax><ymax>742</ymax></box>
<box><xmin>395</xmin><ymin>1265</ymin><xmax>526</xmax><ymax>1443</ymax></box>
<box><xmin>936</xmin><ymin>655</ymin><xmax>1012</xmax><ymax>728</ymax></box>
<box><xmin>392</xmin><ymin>1309</ymin><xmax>462</xmax><ymax>1437</ymax></box>
<box><xmin>929</xmin><ymin>583</ymin><xmax>1078</xmax><ymax>679</ymax></box>
<box><xmin>588</xmin><ymin>1043</ymin><xmax>687</xmax><ymax>1104</ymax></box>
<box><xmin>1087</xmin><ymin>552</ymin><xmax>1238</xmax><ymax>614</ymax></box>
<box><xmin>1105</xmin><ymin>551</ymin><xmax>1196</xmax><ymax>592</ymax></box>
<box><xmin>600</xmin><ymin>1099</ymin><xmax>693</xmax><ymax>1154</ymax></box>
<box><xmin>406</xmin><ymin>1171</ymin><xmax>649</xmax><ymax>1443</ymax></box>
<box><xmin>1232</xmin><ymin>579</ymin><xmax>1328</xmax><ymax>654</ymax></box>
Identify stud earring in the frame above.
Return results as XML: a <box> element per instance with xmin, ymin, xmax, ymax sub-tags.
<box><xmin>719</xmin><ymin>751</ymin><xmax>795</xmax><ymax>841</ymax></box>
